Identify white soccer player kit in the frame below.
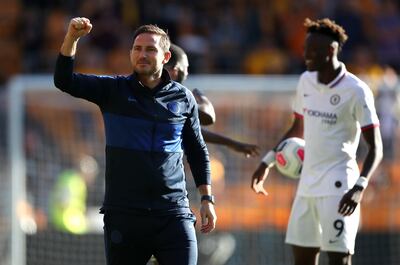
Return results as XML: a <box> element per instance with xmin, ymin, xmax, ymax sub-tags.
<box><xmin>285</xmin><ymin>63</ymin><xmax>380</xmax><ymax>254</ymax></box>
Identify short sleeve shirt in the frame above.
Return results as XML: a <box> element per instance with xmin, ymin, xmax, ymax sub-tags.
<box><xmin>293</xmin><ymin>63</ymin><xmax>379</xmax><ymax>196</ymax></box>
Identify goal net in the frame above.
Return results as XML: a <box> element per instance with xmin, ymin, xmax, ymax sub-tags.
<box><xmin>4</xmin><ymin>74</ymin><xmax>400</xmax><ymax>265</ymax></box>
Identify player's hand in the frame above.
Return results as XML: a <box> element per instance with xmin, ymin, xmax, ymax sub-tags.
<box><xmin>67</xmin><ymin>17</ymin><xmax>92</xmax><ymax>40</ymax></box>
<box><xmin>230</xmin><ymin>141</ymin><xmax>260</xmax><ymax>158</ymax></box>
<box><xmin>338</xmin><ymin>185</ymin><xmax>364</xmax><ymax>216</ymax></box>
<box><xmin>251</xmin><ymin>163</ymin><xmax>269</xmax><ymax>196</ymax></box>
<box><xmin>200</xmin><ymin>201</ymin><xmax>217</xmax><ymax>233</ymax></box>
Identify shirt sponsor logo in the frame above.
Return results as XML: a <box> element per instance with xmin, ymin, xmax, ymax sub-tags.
<box><xmin>303</xmin><ymin>108</ymin><xmax>337</xmax><ymax>125</ymax></box>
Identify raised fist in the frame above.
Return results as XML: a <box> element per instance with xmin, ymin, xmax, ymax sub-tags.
<box><xmin>67</xmin><ymin>17</ymin><xmax>92</xmax><ymax>40</ymax></box>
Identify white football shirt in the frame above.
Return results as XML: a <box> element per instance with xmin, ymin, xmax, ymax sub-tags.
<box><xmin>293</xmin><ymin>63</ymin><xmax>379</xmax><ymax>196</ymax></box>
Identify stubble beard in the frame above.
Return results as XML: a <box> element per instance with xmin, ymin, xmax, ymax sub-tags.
<box><xmin>135</xmin><ymin>65</ymin><xmax>163</xmax><ymax>80</ymax></box>
<box><xmin>135</xmin><ymin>64</ymin><xmax>155</xmax><ymax>75</ymax></box>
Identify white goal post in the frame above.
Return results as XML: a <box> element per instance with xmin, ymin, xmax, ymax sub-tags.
<box><xmin>8</xmin><ymin>75</ymin><xmax>55</xmax><ymax>265</ymax></box>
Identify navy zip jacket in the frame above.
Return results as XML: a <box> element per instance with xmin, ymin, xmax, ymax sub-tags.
<box><xmin>54</xmin><ymin>54</ymin><xmax>211</xmax><ymax>213</ymax></box>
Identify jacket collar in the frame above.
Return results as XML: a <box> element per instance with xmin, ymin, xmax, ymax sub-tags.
<box><xmin>129</xmin><ymin>69</ymin><xmax>173</xmax><ymax>94</ymax></box>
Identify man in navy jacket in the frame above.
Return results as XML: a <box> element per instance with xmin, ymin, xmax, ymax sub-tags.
<box><xmin>54</xmin><ymin>17</ymin><xmax>216</xmax><ymax>265</ymax></box>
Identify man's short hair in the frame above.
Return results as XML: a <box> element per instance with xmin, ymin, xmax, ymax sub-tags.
<box><xmin>304</xmin><ymin>18</ymin><xmax>348</xmax><ymax>49</ymax></box>
<box><xmin>165</xmin><ymin>43</ymin><xmax>187</xmax><ymax>69</ymax></box>
<box><xmin>133</xmin><ymin>24</ymin><xmax>170</xmax><ymax>52</ymax></box>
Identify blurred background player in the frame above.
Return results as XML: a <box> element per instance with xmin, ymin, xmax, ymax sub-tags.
<box><xmin>251</xmin><ymin>18</ymin><xmax>383</xmax><ymax>265</ymax></box>
<box><xmin>374</xmin><ymin>65</ymin><xmax>400</xmax><ymax>185</ymax></box>
<box><xmin>49</xmin><ymin>154</ymin><xmax>99</xmax><ymax>234</ymax></box>
<box><xmin>164</xmin><ymin>43</ymin><xmax>258</xmax><ymax>265</ymax></box>
<box><xmin>164</xmin><ymin>43</ymin><xmax>260</xmax><ymax>158</ymax></box>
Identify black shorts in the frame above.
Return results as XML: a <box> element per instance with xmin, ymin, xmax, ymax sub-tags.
<box><xmin>103</xmin><ymin>211</ymin><xmax>197</xmax><ymax>265</ymax></box>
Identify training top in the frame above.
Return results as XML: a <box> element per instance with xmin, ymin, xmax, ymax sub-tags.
<box><xmin>54</xmin><ymin>54</ymin><xmax>211</xmax><ymax>214</ymax></box>
<box><xmin>293</xmin><ymin>63</ymin><xmax>379</xmax><ymax>197</ymax></box>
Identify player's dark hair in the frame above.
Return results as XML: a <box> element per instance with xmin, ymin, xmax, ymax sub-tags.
<box><xmin>304</xmin><ymin>18</ymin><xmax>348</xmax><ymax>49</ymax></box>
<box><xmin>133</xmin><ymin>24</ymin><xmax>170</xmax><ymax>52</ymax></box>
<box><xmin>165</xmin><ymin>43</ymin><xmax>186</xmax><ymax>69</ymax></box>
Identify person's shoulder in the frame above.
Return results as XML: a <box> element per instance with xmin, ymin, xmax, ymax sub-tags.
<box><xmin>167</xmin><ymin>81</ymin><xmax>198</xmax><ymax>105</ymax></box>
<box><xmin>340</xmin><ymin>72</ymin><xmax>377</xmax><ymax>104</ymax></box>
<box><xmin>299</xmin><ymin>70</ymin><xmax>316</xmax><ymax>82</ymax></box>
<box><xmin>101</xmin><ymin>75</ymin><xmax>132</xmax><ymax>89</ymax></box>
<box><xmin>86</xmin><ymin>74</ymin><xmax>127</xmax><ymax>83</ymax></box>
<box><xmin>171</xmin><ymin>80</ymin><xmax>187</xmax><ymax>89</ymax></box>
<box><xmin>116</xmin><ymin>74</ymin><xmax>134</xmax><ymax>81</ymax></box>
<box><xmin>343</xmin><ymin>71</ymin><xmax>371</xmax><ymax>95</ymax></box>
<box><xmin>297</xmin><ymin>70</ymin><xmax>316</xmax><ymax>90</ymax></box>
<box><xmin>170</xmin><ymin>80</ymin><xmax>192</xmax><ymax>95</ymax></box>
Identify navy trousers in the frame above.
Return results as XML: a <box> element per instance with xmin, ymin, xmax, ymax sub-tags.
<box><xmin>103</xmin><ymin>211</ymin><xmax>197</xmax><ymax>265</ymax></box>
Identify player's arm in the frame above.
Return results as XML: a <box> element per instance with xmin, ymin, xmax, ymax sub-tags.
<box><xmin>192</xmin><ymin>88</ymin><xmax>216</xmax><ymax>126</ymax></box>
<box><xmin>201</xmin><ymin>128</ymin><xmax>260</xmax><ymax>157</ymax></box>
<box><xmin>359</xmin><ymin>127</ymin><xmax>383</xmax><ymax>183</ymax></box>
<box><xmin>339</xmin><ymin>126</ymin><xmax>383</xmax><ymax>216</ymax></box>
<box><xmin>54</xmin><ymin>17</ymin><xmax>113</xmax><ymax>106</ymax></box>
<box><xmin>197</xmin><ymin>184</ymin><xmax>217</xmax><ymax>234</ymax></box>
<box><xmin>251</xmin><ymin>115</ymin><xmax>303</xmax><ymax>195</ymax></box>
<box><xmin>60</xmin><ymin>17</ymin><xmax>92</xmax><ymax>57</ymax></box>
<box><xmin>183</xmin><ymin>91</ymin><xmax>216</xmax><ymax>233</ymax></box>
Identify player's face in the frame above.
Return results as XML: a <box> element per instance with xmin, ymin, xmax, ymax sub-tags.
<box><xmin>175</xmin><ymin>54</ymin><xmax>189</xmax><ymax>83</ymax></box>
<box><xmin>130</xmin><ymin>33</ymin><xmax>170</xmax><ymax>76</ymax></box>
<box><xmin>303</xmin><ymin>33</ymin><xmax>331</xmax><ymax>72</ymax></box>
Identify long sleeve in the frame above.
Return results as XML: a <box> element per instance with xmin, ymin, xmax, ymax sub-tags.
<box><xmin>53</xmin><ymin>54</ymin><xmax>114</xmax><ymax>107</ymax></box>
<box><xmin>182</xmin><ymin>91</ymin><xmax>211</xmax><ymax>187</ymax></box>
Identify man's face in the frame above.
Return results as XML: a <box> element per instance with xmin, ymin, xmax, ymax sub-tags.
<box><xmin>303</xmin><ymin>33</ymin><xmax>332</xmax><ymax>72</ymax></box>
<box><xmin>174</xmin><ymin>54</ymin><xmax>189</xmax><ymax>83</ymax></box>
<box><xmin>130</xmin><ymin>33</ymin><xmax>170</xmax><ymax>75</ymax></box>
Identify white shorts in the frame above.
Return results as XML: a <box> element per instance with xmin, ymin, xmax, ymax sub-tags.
<box><xmin>285</xmin><ymin>195</ymin><xmax>360</xmax><ymax>254</ymax></box>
